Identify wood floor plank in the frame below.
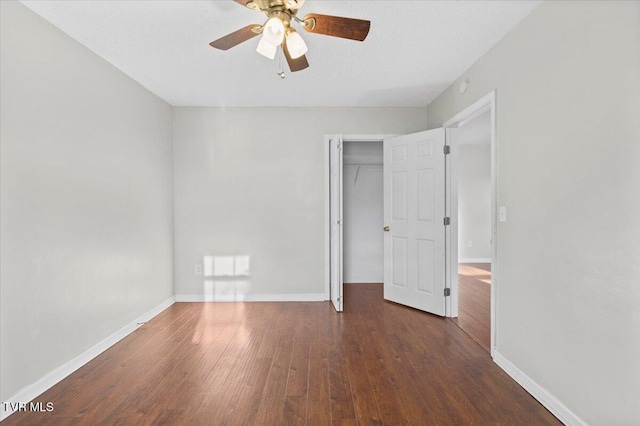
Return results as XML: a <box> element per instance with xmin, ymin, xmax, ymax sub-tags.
<box><xmin>451</xmin><ymin>263</ymin><xmax>491</xmax><ymax>351</ymax></box>
<box><xmin>284</xmin><ymin>324</ymin><xmax>312</xmax><ymax>398</ymax></box>
<box><xmin>306</xmin><ymin>324</ymin><xmax>332</xmax><ymax>426</ymax></box>
<box><xmin>223</xmin><ymin>356</ymin><xmax>272</xmax><ymax>425</ymax></box>
<box><xmin>333</xmin><ymin>420</ymin><xmax>358</xmax><ymax>426</ymax></box>
<box><xmin>281</xmin><ymin>395</ymin><xmax>306</xmax><ymax>426</ymax></box>
<box><xmin>145</xmin><ymin>321</ymin><xmax>240</xmax><ymax>424</ymax></box>
<box><xmin>327</xmin><ymin>316</ymin><xmax>357</xmax><ymax>422</ymax></box>
<box><xmin>341</xmin><ymin>336</ymin><xmax>383</xmax><ymax>425</ymax></box>
<box><xmin>5</xmin><ymin>285</ymin><xmax>561</xmax><ymax>426</ymax></box>
<box><xmin>198</xmin><ymin>325</ymin><xmax>269</xmax><ymax>423</ymax></box>
<box><xmin>359</xmin><ymin>330</ymin><xmax>410</xmax><ymax>425</ymax></box>
<box><xmin>252</xmin><ymin>328</ymin><xmax>295</xmax><ymax>425</ymax></box>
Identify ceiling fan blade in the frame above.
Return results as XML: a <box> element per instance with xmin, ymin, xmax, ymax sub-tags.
<box><xmin>210</xmin><ymin>25</ymin><xmax>262</xmax><ymax>50</ymax></box>
<box><xmin>302</xmin><ymin>13</ymin><xmax>370</xmax><ymax>41</ymax></box>
<box><xmin>282</xmin><ymin>39</ymin><xmax>309</xmax><ymax>72</ymax></box>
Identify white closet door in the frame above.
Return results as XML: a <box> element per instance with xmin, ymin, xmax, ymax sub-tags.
<box><xmin>383</xmin><ymin>129</ymin><xmax>446</xmax><ymax>316</ymax></box>
<box><xmin>329</xmin><ymin>135</ymin><xmax>343</xmax><ymax>312</ymax></box>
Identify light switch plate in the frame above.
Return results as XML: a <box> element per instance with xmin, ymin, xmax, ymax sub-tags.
<box><xmin>499</xmin><ymin>206</ymin><xmax>507</xmax><ymax>222</ymax></box>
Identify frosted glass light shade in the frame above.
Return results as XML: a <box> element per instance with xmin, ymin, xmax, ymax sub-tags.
<box><xmin>286</xmin><ymin>31</ymin><xmax>308</xmax><ymax>59</ymax></box>
<box><xmin>263</xmin><ymin>16</ymin><xmax>285</xmax><ymax>45</ymax></box>
<box><xmin>285</xmin><ymin>0</ymin><xmax>305</xmax><ymax>9</ymax></box>
<box><xmin>256</xmin><ymin>36</ymin><xmax>277</xmax><ymax>60</ymax></box>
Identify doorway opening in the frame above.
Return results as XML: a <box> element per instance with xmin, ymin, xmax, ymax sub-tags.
<box><xmin>444</xmin><ymin>91</ymin><xmax>497</xmax><ymax>355</ymax></box>
<box><xmin>342</xmin><ymin>141</ymin><xmax>384</xmax><ymax>287</ymax></box>
<box><xmin>452</xmin><ymin>263</ymin><xmax>491</xmax><ymax>351</ymax></box>
<box><xmin>324</xmin><ymin>135</ymin><xmax>392</xmax><ymax>312</ymax></box>
<box><xmin>450</xmin><ymin>109</ymin><xmax>492</xmax><ymax>352</ymax></box>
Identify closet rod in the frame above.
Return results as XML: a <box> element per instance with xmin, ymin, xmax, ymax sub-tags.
<box><xmin>343</xmin><ymin>162</ymin><xmax>383</xmax><ymax>166</ymax></box>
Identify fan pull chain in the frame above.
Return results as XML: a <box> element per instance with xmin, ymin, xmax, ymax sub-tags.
<box><xmin>277</xmin><ymin>47</ymin><xmax>286</xmax><ymax>79</ymax></box>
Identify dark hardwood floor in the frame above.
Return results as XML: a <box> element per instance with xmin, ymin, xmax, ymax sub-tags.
<box><xmin>4</xmin><ymin>283</ymin><xmax>559</xmax><ymax>425</ymax></box>
<box><xmin>450</xmin><ymin>263</ymin><xmax>491</xmax><ymax>353</ymax></box>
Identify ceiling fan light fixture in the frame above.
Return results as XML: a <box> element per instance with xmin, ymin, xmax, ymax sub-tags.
<box><xmin>256</xmin><ymin>36</ymin><xmax>277</xmax><ymax>59</ymax></box>
<box><xmin>263</xmin><ymin>16</ymin><xmax>285</xmax><ymax>45</ymax></box>
<box><xmin>286</xmin><ymin>30</ymin><xmax>308</xmax><ymax>59</ymax></box>
<box><xmin>285</xmin><ymin>0</ymin><xmax>305</xmax><ymax>9</ymax></box>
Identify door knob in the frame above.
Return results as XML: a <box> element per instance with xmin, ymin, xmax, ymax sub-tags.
<box><xmin>384</xmin><ymin>226</ymin><xmax>390</xmax><ymax>232</ymax></box>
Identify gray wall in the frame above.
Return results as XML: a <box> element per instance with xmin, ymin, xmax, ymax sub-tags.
<box><xmin>0</xmin><ymin>1</ymin><xmax>174</xmax><ymax>402</ymax></box>
<box><xmin>343</xmin><ymin>142</ymin><xmax>384</xmax><ymax>283</ymax></box>
<box><xmin>173</xmin><ymin>108</ymin><xmax>427</xmax><ymax>298</ymax></box>
<box><xmin>458</xmin><ymin>144</ymin><xmax>491</xmax><ymax>261</ymax></box>
<box><xmin>427</xmin><ymin>1</ymin><xmax>640</xmax><ymax>423</ymax></box>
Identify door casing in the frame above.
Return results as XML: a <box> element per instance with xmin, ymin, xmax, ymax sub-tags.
<box><xmin>443</xmin><ymin>90</ymin><xmax>498</xmax><ymax>356</ymax></box>
<box><xmin>324</xmin><ymin>135</ymin><xmax>396</xmax><ymax>304</ymax></box>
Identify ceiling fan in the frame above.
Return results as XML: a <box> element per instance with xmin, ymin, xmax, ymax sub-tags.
<box><xmin>209</xmin><ymin>0</ymin><xmax>371</xmax><ymax>73</ymax></box>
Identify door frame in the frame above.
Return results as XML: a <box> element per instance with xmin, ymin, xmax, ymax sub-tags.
<box><xmin>443</xmin><ymin>90</ymin><xmax>498</xmax><ymax>356</ymax></box>
<box><xmin>324</xmin><ymin>134</ymin><xmax>395</xmax><ymax>302</ymax></box>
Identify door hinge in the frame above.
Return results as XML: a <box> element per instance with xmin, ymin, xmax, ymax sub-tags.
<box><xmin>444</xmin><ymin>288</ymin><xmax>451</xmax><ymax>297</ymax></box>
<box><xmin>443</xmin><ymin>145</ymin><xmax>451</xmax><ymax>155</ymax></box>
<box><xmin>443</xmin><ymin>217</ymin><xmax>451</xmax><ymax>226</ymax></box>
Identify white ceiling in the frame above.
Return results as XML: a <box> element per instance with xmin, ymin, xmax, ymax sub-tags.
<box><xmin>19</xmin><ymin>0</ymin><xmax>541</xmax><ymax>107</ymax></box>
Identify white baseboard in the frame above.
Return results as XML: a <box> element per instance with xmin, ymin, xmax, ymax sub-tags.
<box><xmin>175</xmin><ymin>293</ymin><xmax>326</xmax><ymax>302</ymax></box>
<box><xmin>493</xmin><ymin>350</ymin><xmax>587</xmax><ymax>426</ymax></box>
<box><xmin>458</xmin><ymin>258</ymin><xmax>491</xmax><ymax>263</ymax></box>
<box><xmin>0</xmin><ymin>296</ymin><xmax>175</xmax><ymax>421</ymax></box>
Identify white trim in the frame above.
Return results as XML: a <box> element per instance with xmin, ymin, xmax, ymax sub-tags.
<box><xmin>458</xmin><ymin>258</ymin><xmax>492</xmax><ymax>264</ymax></box>
<box><xmin>443</xmin><ymin>91</ymin><xmax>496</xmax><ymax>128</ymax></box>
<box><xmin>0</xmin><ymin>296</ymin><xmax>175</xmax><ymax>421</ymax></box>
<box><xmin>174</xmin><ymin>293</ymin><xmax>326</xmax><ymax>302</ymax></box>
<box><xmin>324</xmin><ymin>135</ymin><xmax>331</xmax><ymax>301</ymax></box>
<box><xmin>444</xmin><ymin>127</ymin><xmax>458</xmax><ymax>318</ymax></box>
<box><xmin>493</xmin><ymin>351</ymin><xmax>587</xmax><ymax>426</ymax></box>
<box><xmin>343</xmin><ymin>282</ymin><xmax>383</xmax><ymax>285</ymax></box>
<box><xmin>337</xmin><ymin>134</ymin><xmax>394</xmax><ymax>142</ymax></box>
<box><xmin>455</xmin><ymin>104</ymin><xmax>491</xmax><ymax>128</ymax></box>
<box><xmin>443</xmin><ymin>90</ymin><xmax>498</xmax><ymax>357</ymax></box>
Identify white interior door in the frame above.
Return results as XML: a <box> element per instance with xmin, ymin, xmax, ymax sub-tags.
<box><xmin>329</xmin><ymin>135</ymin><xmax>343</xmax><ymax>312</ymax></box>
<box><xmin>383</xmin><ymin>129</ymin><xmax>446</xmax><ymax>316</ymax></box>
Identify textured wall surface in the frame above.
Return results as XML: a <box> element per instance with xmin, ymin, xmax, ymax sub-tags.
<box><xmin>458</xmin><ymin>144</ymin><xmax>491</xmax><ymax>260</ymax></box>
<box><xmin>1</xmin><ymin>1</ymin><xmax>174</xmax><ymax>401</ymax></box>
<box><xmin>173</xmin><ymin>107</ymin><xmax>427</xmax><ymax>298</ymax></box>
<box><xmin>428</xmin><ymin>2</ymin><xmax>640</xmax><ymax>423</ymax></box>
